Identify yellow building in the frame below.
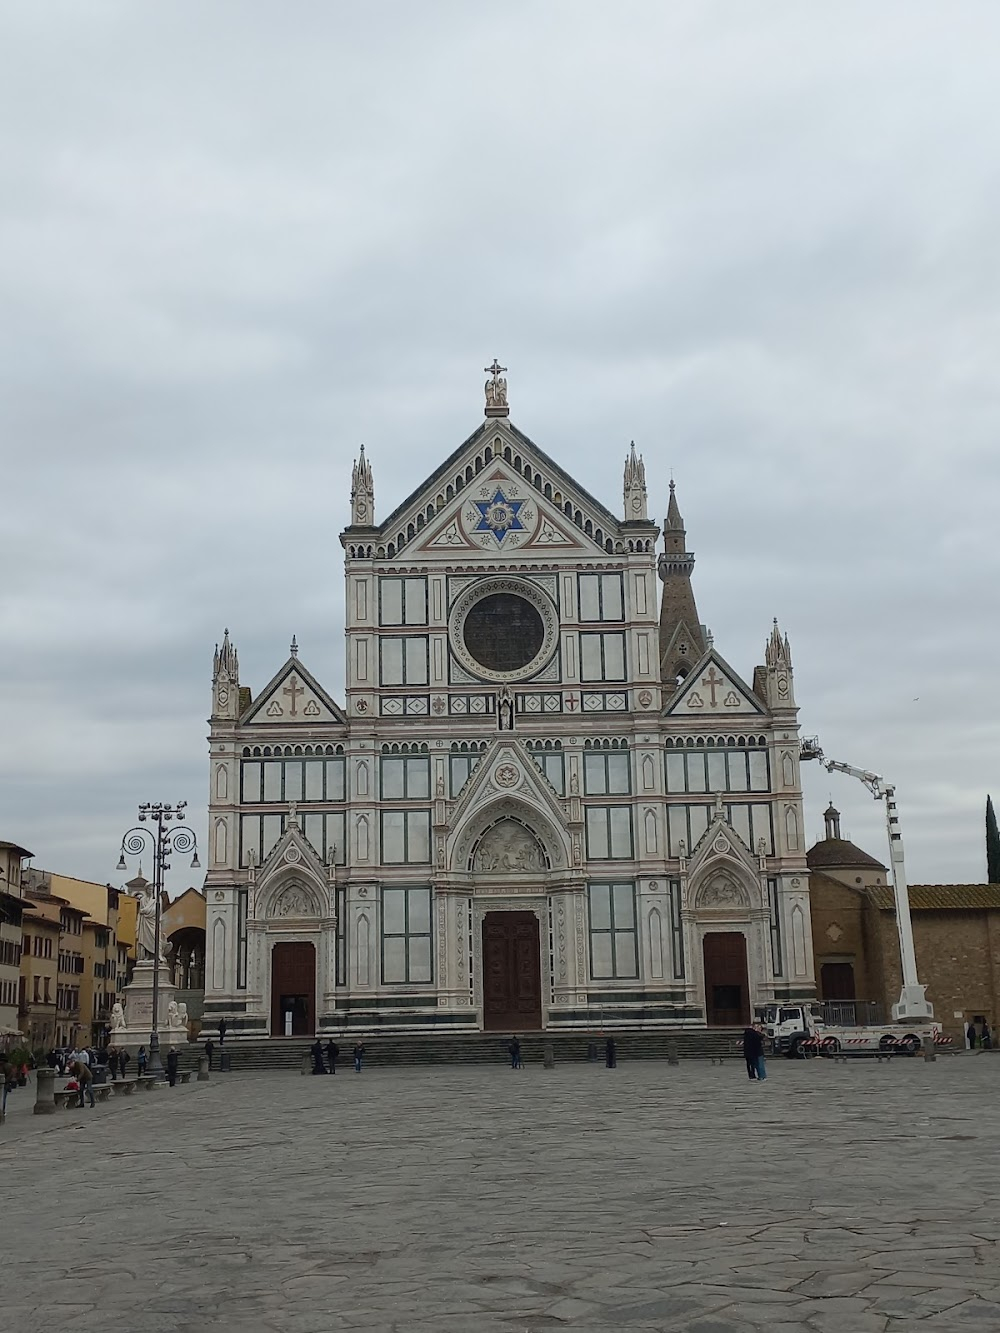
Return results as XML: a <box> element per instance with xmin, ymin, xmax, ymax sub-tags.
<box><xmin>0</xmin><ymin>840</ymin><xmax>31</xmax><ymax>1042</ymax></box>
<box><xmin>23</xmin><ymin>871</ymin><xmax>137</xmax><ymax>1046</ymax></box>
<box><xmin>21</xmin><ymin>892</ymin><xmax>70</xmax><ymax>1049</ymax></box>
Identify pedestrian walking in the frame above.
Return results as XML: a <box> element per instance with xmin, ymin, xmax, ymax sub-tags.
<box><xmin>137</xmin><ymin>1046</ymin><xmax>147</xmax><ymax>1076</ymax></box>
<box><xmin>742</xmin><ymin>1024</ymin><xmax>764</xmax><ymax>1080</ymax></box>
<box><xmin>204</xmin><ymin>1038</ymin><xmax>215</xmax><ymax>1070</ymax></box>
<box><xmin>353</xmin><ymin>1041</ymin><xmax>365</xmax><ymax>1073</ymax></box>
<box><xmin>218</xmin><ymin>1018</ymin><xmax>228</xmax><ymax>1045</ymax></box>
<box><xmin>325</xmin><ymin>1039</ymin><xmax>339</xmax><ymax>1074</ymax></box>
<box><xmin>73</xmin><ymin>1059</ymin><xmax>95</xmax><ymax>1108</ymax></box>
<box><xmin>166</xmin><ymin>1049</ymin><xmax>179</xmax><ymax>1087</ymax></box>
<box><xmin>508</xmin><ymin>1036</ymin><xmax>522</xmax><ymax>1069</ymax></box>
<box><xmin>605</xmin><ymin>1037</ymin><xmax>617</xmax><ymax>1069</ymax></box>
<box><xmin>1</xmin><ymin>1060</ymin><xmax>15</xmax><ymax>1114</ymax></box>
<box><xmin>119</xmin><ymin>1048</ymin><xmax>130</xmax><ymax>1080</ymax></box>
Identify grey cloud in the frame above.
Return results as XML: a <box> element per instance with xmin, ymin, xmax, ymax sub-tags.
<box><xmin>2</xmin><ymin>1</ymin><xmax>999</xmax><ymax>887</ymax></box>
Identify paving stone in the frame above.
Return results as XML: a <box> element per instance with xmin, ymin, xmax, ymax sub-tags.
<box><xmin>5</xmin><ymin>1060</ymin><xmax>1000</xmax><ymax>1332</ymax></box>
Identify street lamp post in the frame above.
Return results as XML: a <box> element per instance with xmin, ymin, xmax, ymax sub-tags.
<box><xmin>117</xmin><ymin>802</ymin><xmax>200</xmax><ymax>1079</ymax></box>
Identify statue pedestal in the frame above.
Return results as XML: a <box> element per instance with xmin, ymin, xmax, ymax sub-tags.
<box><xmin>116</xmin><ymin>960</ymin><xmax>186</xmax><ymax>1047</ymax></box>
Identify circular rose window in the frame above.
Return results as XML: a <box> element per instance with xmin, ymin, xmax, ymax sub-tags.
<box><xmin>449</xmin><ymin>578</ymin><xmax>557</xmax><ymax>683</ymax></box>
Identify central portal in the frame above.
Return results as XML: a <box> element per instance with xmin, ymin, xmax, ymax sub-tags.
<box><xmin>270</xmin><ymin>941</ymin><xmax>316</xmax><ymax>1037</ymax></box>
<box><xmin>482</xmin><ymin>911</ymin><xmax>543</xmax><ymax>1031</ymax></box>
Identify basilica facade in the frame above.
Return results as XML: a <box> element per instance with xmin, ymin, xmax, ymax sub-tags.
<box><xmin>202</xmin><ymin>372</ymin><xmax>814</xmax><ymax>1039</ymax></box>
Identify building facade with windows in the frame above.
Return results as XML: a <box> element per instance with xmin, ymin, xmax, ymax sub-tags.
<box><xmin>0</xmin><ymin>841</ymin><xmax>31</xmax><ymax>1040</ymax></box>
<box><xmin>203</xmin><ymin>377</ymin><xmax>814</xmax><ymax>1039</ymax></box>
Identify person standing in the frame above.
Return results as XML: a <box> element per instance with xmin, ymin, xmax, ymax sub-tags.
<box><xmin>137</xmin><ymin>1046</ymin><xmax>147</xmax><ymax>1077</ymax></box>
<box><xmin>353</xmin><ymin>1041</ymin><xmax>365</xmax><ymax>1073</ymax></box>
<box><xmin>119</xmin><ymin>1048</ymin><xmax>130</xmax><ymax>1081</ymax></box>
<box><xmin>166</xmin><ymin>1049</ymin><xmax>179</xmax><ymax>1087</ymax></box>
<box><xmin>310</xmin><ymin>1040</ymin><xmax>326</xmax><ymax>1074</ymax></box>
<box><xmin>73</xmin><ymin>1059</ymin><xmax>95</xmax><ymax>1108</ymax></box>
<box><xmin>325</xmin><ymin>1039</ymin><xmax>339</xmax><ymax>1074</ymax></box>
<box><xmin>508</xmin><ymin>1036</ymin><xmax>522</xmax><ymax>1070</ymax></box>
<box><xmin>218</xmin><ymin>1018</ymin><xmax>228</xmax><ymax>1046</ymax></box>
<box><xmin>967</xmin><ymin>1021</ymin><xmax>978</xmax><ymax>1049</ymax></box>
<box><xmin>742</xmin><ymin>1024</ymin><xmax>764</xmax><ymax>1080</ymax></box>
<box><xmin>754</xmin><ymin>1023</ymin><xmax>768</xmax><ymax>1081</ymax></box>
<box><xmin>204</xmin><ymin>1038</ymin><xmax>215</xmax><ymax>1071</ymax></box>
<box><xmin>982</xmin><ymin>1020</ymin><xmax>993</xmax><ymax>1050</ymax></box>
<box><xmin>605</xmin><ymin>1037</ymin><xmax>617</xmax><ymax>1069</ymax></box>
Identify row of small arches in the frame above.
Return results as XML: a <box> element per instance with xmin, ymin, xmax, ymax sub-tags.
<box><xmin>381</xmin><ymin>741</ymin><xmax>429</xmax><ymax>754</ymax></box>
<box><xmin>451</xmin><ymin>740</ymin><xmax>488</xmax><ymax>753</ymax></box>
<box><xmin>583</xmin><ymin>738</ymin><xmax>629</xmax><ymax>750</ymax></box>
<box><xmin>241</xmin><ymin>743</ymin><xmax>344</xmax><ymax>757</ymax></box>
<box><xmin>665</xmin><ymin>735</ymin><xmax>768</xmax><ymax>748</ymax></box>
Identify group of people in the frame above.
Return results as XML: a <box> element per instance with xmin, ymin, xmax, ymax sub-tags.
<box><xmin>967</xmin><ymin>1019</ymin><xmax>993</xmax><ymax>1049</ymax></box>
<box><xmin>742</xmin><ymin>1022</ymin><xmax>768</xmax><ymax>1081</ymax></box>
<box><xmin>309</xmin><ymin>1039</ymin><xmax>366</xmax><ymax>1074</ymax></box>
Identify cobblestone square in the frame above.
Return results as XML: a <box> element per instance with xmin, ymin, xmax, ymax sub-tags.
<box><xmin>3</xmin><ymin>1054</ymin><xmax>999</xmax><ymax>1332</ymax></box>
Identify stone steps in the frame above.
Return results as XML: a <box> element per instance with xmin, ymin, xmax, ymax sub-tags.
<box><xmin>177</xmin><ymin>1028</ymin><xmax>745</xmax><ymax>1071</ymax></box>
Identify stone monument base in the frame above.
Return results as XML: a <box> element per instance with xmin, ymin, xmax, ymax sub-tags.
<box><xmin>113</xmin><ymin>960</ymin><xmax>188</xmax><ymax>1047</ymax></box>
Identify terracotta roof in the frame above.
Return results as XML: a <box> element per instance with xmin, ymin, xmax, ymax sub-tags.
<box><xmin>868</xmin><ymin>884</ymin><xmax>1000</xmax><ymax>911</ymax></box>
<box><xmin>807</xmin><ymin>838</ymin><xmax>886</xmax><ymax>871</ymax></box>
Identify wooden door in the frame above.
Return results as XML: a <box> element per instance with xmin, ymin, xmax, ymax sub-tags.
<box><xmin>703</xmin><ymin>932</ymin><xmax>750</xmax><ymax>1026</ymax></box>
<box><xmin>482</xmin><ymin>912</ymin><xmax>542</xmax><ymax>1031</ymax></box>
<box><xmin>270</xmin><ymin>941</ymin><xmax>316</xmax><ymax>1037</ymax></box>
<box><xmin>820</xmin><ymin>961</ymin><xmax>856</xmax><ymax>1000</ymax></box>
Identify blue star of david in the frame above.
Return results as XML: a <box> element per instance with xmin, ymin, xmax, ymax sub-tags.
<box><xmin>473</xmin><ymin>488</ymin><xmax>526</xmax><ymax>544</ymax></box>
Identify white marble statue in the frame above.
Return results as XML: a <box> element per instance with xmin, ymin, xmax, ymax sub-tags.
<box><xmin>110</xmin><ymin>1001</ymin><xmax>126</xmax><ymax>1032</ymax></box>
<box><xmin>166</xmin><ymin>1000</ymin><xmax>185</xmax><ymax>1030</ymax></box>
<box><xmin>134</xmin><ymin>883</ymin><xmax>163</xmax><ymax>962</ymax></box>
<box><xmin>176</xmin><ymin>1001</ymin><xmax>189</xmax><ymax>1029</ymax></box>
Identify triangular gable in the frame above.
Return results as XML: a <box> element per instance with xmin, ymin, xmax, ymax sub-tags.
<box><xmin>256</xmin><ymin>817</ymin><xmax>329</xmax><ymax>883</ymax></box>
<box><xmin>372</xmin><ymin>420</ymin><xmax>638</xmax><ymax>562</ymax></box>
<box><xmin>449</xmin><ymin>737</ymin><xmax>569</xmax><ymax>827</ymax></box>
<box><xmin>412</xmin><ymin>463</ymin><xmax>612</xmax><ymax>560</ymax></box>
<box><xmin>665</xmin><ymin>649</ymin><xmax>766</xmax><ymax>718</ymax></box>
<box><xmin>687</xmin><ymin>802</ymin><xmax>760</xmax><ymax>875</ymax></box>
<box><xmin>241</xmin><ymin>657</ymin><xmax>347</xmax><ymax>727</ymax></box>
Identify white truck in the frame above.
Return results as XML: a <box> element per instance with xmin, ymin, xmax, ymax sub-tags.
<box><xmin>757</xmin><ymin>1002</ymin><xmax>946</xmax><ymax>1058</ymax></box>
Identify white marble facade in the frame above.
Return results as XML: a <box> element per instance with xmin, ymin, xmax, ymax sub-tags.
<box><xmin>203</xmin><ymin>385</ymin><xmax>814</xmax><ymax>1039</ymax></box>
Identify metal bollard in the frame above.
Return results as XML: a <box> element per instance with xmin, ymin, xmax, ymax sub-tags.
<box><xmin>34</xmin><ymin>1067</ymin><xmax>57</xmax><ymax>1115</ymax></box>
<box><xmin>666</xmin><ymin>1040</ymin><xmax>680</xmax><ymax>1067</ymax></box>
<box><xmin>301</xmin><ymin>1053</ymin><xmax>311</xmax><ymax>1076</ymax></box>
<box><xmin>922</xmin><ymin>1036</ymin><xmax>937</xmax><ymax>1063</ymax></box>
<box><xmin>0</xmin><ymin>1070</ymin><xmax>5</xmax><ymax>1124</ymax></box>
<box><xmin>197</xmin><ymin>1056</ymin><xmax>210</xmax><ymax>1082</ymax></box>
<box><xmin>543</xmin><ymin>1042</ymin><xmax>555</xmax><ymax>1069</ymax></box>
<box><xmin>586</xmin><ymin>1042</ymin><xmax>599</xmax><ymax>1063</ymax></box>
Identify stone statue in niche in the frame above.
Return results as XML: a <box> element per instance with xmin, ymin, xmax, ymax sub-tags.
<box><xmin>497</xmin><ymin>686</ymin><xmax>515</xmax><ymax>731</ymax></box>
<box><xmin>474</xmin><ymin>820</ymin><xmax>546</xmax><ymax>873</ymax></box>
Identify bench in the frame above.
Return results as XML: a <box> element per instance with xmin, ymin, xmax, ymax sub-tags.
<box><xmin>54</xmin><ymin>1089</ymin><xmax>78</xmax><ymax>1109</ymax></box>
<box><xmin>111</xmin><ymin>1079</ymin><xmax>137</xmax><ymax>1096</ymax></box>
<box><xmin>176</xmin><ymin>1071</ymin><xmax>192</xmax><ymax>1085</ymax></box>
<box><xmin>94</xmin><ymin>1084</ymin><xmax>113</xmax><ymax>1102</ymax></box>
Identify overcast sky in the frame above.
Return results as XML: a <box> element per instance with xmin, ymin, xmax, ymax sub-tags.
<box><xmin>2</xmin><ymin>2</ymin><xmax>998</xmax><ymax>893</ymax></box>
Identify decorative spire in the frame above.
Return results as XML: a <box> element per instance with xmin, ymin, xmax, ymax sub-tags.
<box><xmin>623</xmin><ymin>441</ymin><xmax>648</xmax><ymax>520</ymax></box>
<box><xmin>765</xmin><ymin>617</ymin><xmax>790</xmax><ymax>668</ymax></box>
<box><xmin>213</xmin><ymin>627</ymin><xmax>239</xmax><ymax>683</ymax></box>
<box><xmin>484</xmin><ymin>358</ymin><xmax>509</xmax><ymax>418</ymax></box>
<box><xmin>665</xmin><ymin>479</ymin><xmax>684</xmax><ymax>533</ymax></box>
<box><xmin>350</xmin><ymin>445</ymin><xmax>375</xmax><ymax>526</ymax></box>
<box><xmin>290</xmin><ymin>634</ymin><xmax>299</xmax><ymax>660</ymax></box>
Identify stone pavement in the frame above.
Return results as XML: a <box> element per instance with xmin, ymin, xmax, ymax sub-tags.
<box><xmin>2</xmin><ymin>1053</ymin><xmax>1000</xmax><ymax>1332</ymax></box>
